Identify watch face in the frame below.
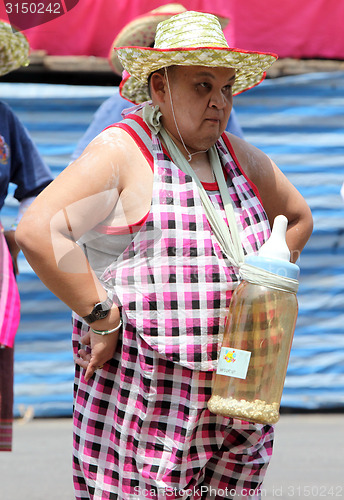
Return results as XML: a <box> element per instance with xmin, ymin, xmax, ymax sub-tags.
<box><xmin>94</xmin><ymin>309</ymin><xmax>108</xmax><ymax>320</ymax></box>
<box><xmin>83</xmin><ymin>297</ymin><xmax>113</xmax><ymax>324</ymax></box>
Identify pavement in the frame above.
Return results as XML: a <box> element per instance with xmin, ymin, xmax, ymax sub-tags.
<box><xmin>0</xmin><ymin>413</ymin><xmax>343</xmax><ymax>500</ymax></box>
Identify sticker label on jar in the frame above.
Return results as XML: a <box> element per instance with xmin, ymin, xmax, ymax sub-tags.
<box><xmin>216</xmin><ymin>347</ymin><xmax>251</xmax><ymax>379</ymax></box>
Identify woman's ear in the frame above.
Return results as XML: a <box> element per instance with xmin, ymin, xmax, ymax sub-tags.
<box><xmin>150</xmin><ymin>71</ymin><xmax>167</xmax><ymax>103</ymax></box>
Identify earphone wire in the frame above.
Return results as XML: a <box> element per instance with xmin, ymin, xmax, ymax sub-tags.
<box><xmin>164</xmin><ymin>67</ymin><xmax>209</xmax><ymax>163</ymax></box>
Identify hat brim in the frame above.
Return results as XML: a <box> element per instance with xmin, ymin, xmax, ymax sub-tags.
<box><xmin>117</xmin><ymin>46</ymin><xmax>277</xmax><ymax>103</ymax></box>
<box><xmin>108</xmin><ymin>8</ymin><xmax>229</xmax><ymax>75</ymax></box>
<box><xmin>0</xmin><ymin>21</ymin><xmax>30</xmax><ymax>77</ymax></box>
<box><xmin>120</xmin><ymin>72</ymin><xmax>151</xmax><ymax>104</ymax></box>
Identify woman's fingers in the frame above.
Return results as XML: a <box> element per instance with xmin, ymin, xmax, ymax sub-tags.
<box><xmin>75</xmin><ymin>331</ymin><xmax>119</xmax><ymax>381</ymax></box>
<box><xmin>80</xmin><ymin>332</ymin><xmax>91</xmax><ymax>345</ymax></box>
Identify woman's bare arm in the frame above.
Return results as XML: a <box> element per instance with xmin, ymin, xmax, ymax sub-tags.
<box><xmin>229</xmin><ymin>135</ymin><xmax>313</xmax><ymax>262</ymax></box>
<box><xmin>16</xmin><ymin>127</ymin><xmax>153</xmax><ymax>379</ymax></box>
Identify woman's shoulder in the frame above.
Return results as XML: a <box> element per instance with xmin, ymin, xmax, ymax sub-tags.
<box><xmin>222</xmin><ymin>131</ymin><xmax>271</xmax><ymax>184</ymax></box>
<box><xmin>73</xmin><ymin>118</ymin><xmax>153</xmax><ymax>189</ymax></box>
<box><xmin>84</xmin><ymin>124</ymin><xmax>142</xmax><ymax>156</ymax></box>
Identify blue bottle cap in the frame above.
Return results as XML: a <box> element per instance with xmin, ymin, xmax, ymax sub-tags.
<box><xmin>244</xmin><ymin>254</ymin><xmax>300</xmax><ymax>280</ymax></box>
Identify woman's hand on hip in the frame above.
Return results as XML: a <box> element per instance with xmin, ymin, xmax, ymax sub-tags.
<box><xmin>75</xmin><ymin>329</ymin><xmax>119</xmax><ymax>381</ymax></box>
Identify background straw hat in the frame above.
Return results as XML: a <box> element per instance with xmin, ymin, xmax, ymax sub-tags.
<box><xmin>108</xmin><ymin>3</ymin><xmax>229</xmax><ymax>75</ymax></box>
<box><xmin>116</xmin><ymin>11</ymin><xmax>277</xmax><ymax>104</ymax></box>
<box><xmin>0</xmin><ymin>20</ymin><xmax>30</xmax><ymax>77</ymax></box>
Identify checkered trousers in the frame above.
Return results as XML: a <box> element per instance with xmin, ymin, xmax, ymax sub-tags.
<box><xmin>72</xmin><ymin>114</ymin><xmax>273</xmax><ymax>499</ymax></box>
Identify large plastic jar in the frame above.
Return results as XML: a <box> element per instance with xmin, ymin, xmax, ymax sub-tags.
<box><xmin>207</xmin><ymin>277</ymin><xmax>298</xmax><ymax>424</ymax></box>
<box><xmin>208</xmin><ymin>215</ymin><xmax>300</xmax><ymax>425</ymax></box>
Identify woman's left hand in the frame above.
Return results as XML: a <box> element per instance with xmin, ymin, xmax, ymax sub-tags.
<box><xmin>75</xmin><ymin>330</ymin><xmax>119</xmax><ymax>381</ymax></box>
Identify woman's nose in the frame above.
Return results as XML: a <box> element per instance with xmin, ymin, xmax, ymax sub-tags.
<box><xmin>209</xmin><ymin>90</ymin><xmax>226</xmax><ymax>109</ymax></box>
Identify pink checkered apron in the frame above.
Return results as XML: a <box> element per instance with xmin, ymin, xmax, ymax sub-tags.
<box><xmin>72</xmin><ymin>114</ymin><xmax>273</xmax><ymax>499</ymax></box>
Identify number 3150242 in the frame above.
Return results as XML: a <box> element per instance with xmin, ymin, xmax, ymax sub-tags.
<box><xmin>5</xmin><ymin>2</ymin><xmax>62</xmax><ymax>14</ymax></box>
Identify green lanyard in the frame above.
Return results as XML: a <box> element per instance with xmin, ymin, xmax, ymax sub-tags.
<box><xmin>143</xmin><ymin>103</ymin><xmax>244</xmax><ymax>267</ymax></box>
<box><xmin>143</xmin><ymin>105</ymin><xmax>299</xmax><ymax>293</ymax></box>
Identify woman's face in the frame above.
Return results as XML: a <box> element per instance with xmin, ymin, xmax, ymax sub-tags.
<box><xmin>156</xmin><ymin>65</ymin><xmax>235</xmax><ymax>155</ymax></box>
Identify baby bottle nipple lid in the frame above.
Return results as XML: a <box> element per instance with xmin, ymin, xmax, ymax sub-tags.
<box><xmin>245</xmin><ymin>215</ymin><xmax>300</xmax><ymax>280</ymax></box>
<box><xmin>258</xmin><ymin>215</ymin><xmax>290</xmax><ymax>261</ymax></box>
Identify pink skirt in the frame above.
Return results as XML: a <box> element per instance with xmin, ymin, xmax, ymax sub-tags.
<box><xmin>0</xmin><ymin>225</ymin><xmax>20</xmax><ymax>452</ymax></box>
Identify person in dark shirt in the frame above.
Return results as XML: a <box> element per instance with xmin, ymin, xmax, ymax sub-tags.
<box><xmin>0</xmin><ymin>20</ymin><xmax>53</xmax><ymax>451</ymax></box>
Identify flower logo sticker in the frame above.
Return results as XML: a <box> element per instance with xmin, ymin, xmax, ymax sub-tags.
<box><xmin>224</xmin><ymin>350</ymin><xmax>236</xmax><ymax>363</ymax></box>
<box><xmin>217</xmin><ymin>347</ymin><xmax>251</xmax><ymax>379</ymax></box>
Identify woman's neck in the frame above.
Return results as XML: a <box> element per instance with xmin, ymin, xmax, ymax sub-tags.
<box><xmin>188</xmin><ymin>151</ymin><xmax>215</xmax><ymax>183</ymax></box>
<box><xmin>161</xmin><ymin>128</ymin><xmax>215</xmax><ymax>183</ymax></box>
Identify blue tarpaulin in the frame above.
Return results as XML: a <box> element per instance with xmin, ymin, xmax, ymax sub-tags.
<box><xmin>1</xmin><ymin>71</ymin><xmax>344</xmax><ymax>416</ymax></box>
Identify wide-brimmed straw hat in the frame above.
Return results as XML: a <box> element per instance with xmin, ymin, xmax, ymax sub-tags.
<box><xmin>109</xmin><ymin>3</ymin><xmax>229</xmax><ymax>76</ymax></box>
<box><xmin>116</xmin><ymin>11</ymin><xmax>277</xmax><ymax>104</ymax></box>
<box><xmin>0</xmin><ymin>20</ymin><xmax>30</xmax><ymax>77</ymax></box>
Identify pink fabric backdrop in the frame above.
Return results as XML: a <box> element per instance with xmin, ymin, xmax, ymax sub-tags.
<box><xmin>1</xmin><ymin>0</ymin><xmax>343</xmax><ymax>60</ymax></box>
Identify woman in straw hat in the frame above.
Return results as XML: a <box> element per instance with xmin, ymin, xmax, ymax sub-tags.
<box><xmin>0</xmin><ymin>20</ymin><xmax>53</xmax><ymax>451</ymax></box>
<box><xmin>72</xmin><ymin>3</ymin><xmax>243</xmax><ymax>161</ymax></box>
<box><xmin>17</xmin><ymin>11</ymin><xmax>313</xmax><ymax>499</ymax></box>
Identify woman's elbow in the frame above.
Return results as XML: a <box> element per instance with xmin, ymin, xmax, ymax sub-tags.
<box><xmin>303</xmin><ymin>205</ymin><xmax>314</xmax><ymax>241</ymax></box>
<box><xmin>15</xmin><ymin>217</ymin><xmax>48</xmax><ymax>255</ymax></box>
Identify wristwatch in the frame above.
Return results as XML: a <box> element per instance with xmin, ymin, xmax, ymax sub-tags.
<box><xmin>82</xmin><ymin>296</ymin><xmax>113</xmax><ymax>324</ymax></box>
